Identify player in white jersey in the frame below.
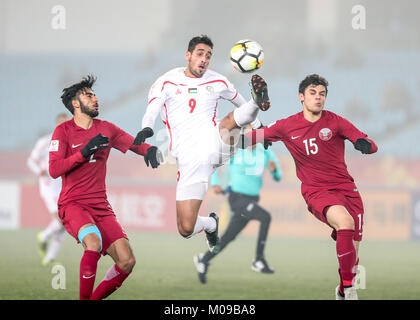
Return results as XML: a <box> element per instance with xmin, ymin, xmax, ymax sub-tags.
<box><xmin>134</xmin><ymin>35</ymin><xmax>271</xmax><ymax>252</ymax></box>
<box><xmin>27</xmin><ymin>113</ymin><xmax>69</xmax><ymax>266</ymax></box>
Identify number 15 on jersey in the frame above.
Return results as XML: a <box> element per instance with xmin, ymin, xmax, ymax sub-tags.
<box><xmin>303</xmin><ymin>138</ymin><xmax>318</xmax><ymax>155</ymax></box>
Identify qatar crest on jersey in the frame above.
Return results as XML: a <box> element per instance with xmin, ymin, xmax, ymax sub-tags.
<box><xmin>319</xmin><ymin>128</ymin><xmax>332</xmax><ymax>141</ymax></box>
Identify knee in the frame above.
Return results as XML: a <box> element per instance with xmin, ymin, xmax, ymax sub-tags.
<box><xmin>82</xmin><ymin>233</ymin><xmax>102</xmax><ymax>252</ymax></box>
<box><xmin>261</xmin><ymin>212</ymin><xmax>271</xmax><ymax>224</ymax></box>
<box><xmin>326</xmin><ymin>206</ymin><xmax>355</xmax><ymax>231</ymax></box>
<box><xmin>79</xmin><ymin>225</ymin><xmax>102</xmax><ymax>252</ymax></box>
<box><xmin>118</xmin><ymin>256</ymin><xmax>136</xmax><ymax>273</ymax></box>
<box><xmin>177</xmin><ymin>219</ymin><xmax>195</xmax><ymax>238</ymax></box>
<box><xmin>178</xmin><ymin>225</ymin><xmax>193</xmax><ymax>238</ymax></box>
<box><xmin>220</xmin><ymin>112</ymin><xmax>239</xmax><ymax>133</ymax></box>
<box><xmin>335</xmin><ymin>215</ymin><xmax>354</xmax><ymax>231</ymax></box>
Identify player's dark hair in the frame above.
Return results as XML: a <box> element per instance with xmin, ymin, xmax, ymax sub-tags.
<box><xmin>187</xmin><ymin>35</ymin><xmax>214</xmax><ymax>53</ymax></box>
<box><xmin>299</xmin><ymin>74</ymin><xmax>328</xmax><ymax>96</ymax></box>
<box><xmin>61</xmin><ymin>74</ymin><xmax>96</xmax><ymax>114</ymax></box>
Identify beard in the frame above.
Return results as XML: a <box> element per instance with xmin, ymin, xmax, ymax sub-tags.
<box><xmin>187</xmin><ymin>66</ymin><xmax>201</xmax><ymax>78</ymax></box>
<box><xmin>79</xmin><ymin>101</ymin><xmax>99</xmax><ymax>118</ymax></box>
<box><xmin>187</xmin><ymin>58</ymin><xmax>206</xmax><ymax>78</ymax></box>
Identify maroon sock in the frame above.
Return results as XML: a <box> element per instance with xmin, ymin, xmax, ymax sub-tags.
<box><xmin>79</xmin><ymin>250</ymin><xmax>101</xmax><ymax>300</ymax></box>
<box><xmin>90</xmin><ymin>264</ymin><xmax>131</xmax><ymax>300</ymax></box>
<box><xmin>336</xmin><ymin>229</ymin><xmax>356</xmax><ymax>287</ymax></box>
<box><xmin>338</xmin><ymin>257</ymin><xmax>359</xmax><ymax>295</ymax></box>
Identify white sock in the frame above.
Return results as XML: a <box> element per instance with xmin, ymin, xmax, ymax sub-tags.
<box><xmin>250</xmin><ymin>118</ymin><xmax>262</xmax><ymax>129</ymax></box>
<box><xmin>233</xmin><ymin>100</ymin><xmax>259</xmax><ymax>127</ymax></box>
<box><xmin>44</xmin><ymin>228</ymin><xmax>65</xmax><ymax>262</ymax></box>
<box><xmin>42</xmin><ymin>219</ymin><xmax>63</xmax><ymax>242</ymax></box>
<box><xmin>186</xmin><ymin>216</ymin><xmax>216</xmax><ymax>238</ymax></box>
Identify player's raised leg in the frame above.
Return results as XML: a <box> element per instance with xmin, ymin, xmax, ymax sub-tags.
<box><xmin>326</xmin><ymin>205</ymin><xmax>358</xmax><ymax>300</ymax></box>
<box><xmin>90</xmin><ymin>238</ymin><xmax>135</xmax><ymax>300</ymax></box>
<box><xmin>78</xmin><ymin>223</ymin><xmax>102</xmax><ymax>300</ymax></box>
<box><xmin>219</xmin><ymin>74</ymin><xmax>271</xmax><ymax>145</ymax></box>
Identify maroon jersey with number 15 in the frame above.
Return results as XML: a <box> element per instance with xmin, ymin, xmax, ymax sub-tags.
<box><xmin>249</xmin><ymin>110</ymin><xmax>377</xmax><ymax>200</ymax></box>
<box><xmin>49</xmin><ymin>119</ymin><xmax>150</xmax><ymax>206</ymax></box>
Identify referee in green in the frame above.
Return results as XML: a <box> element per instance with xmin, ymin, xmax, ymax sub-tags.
<box><xmin>193</xmin><ymin>140</ymin><xmax>282</xmax><ymax>284</ymax></box>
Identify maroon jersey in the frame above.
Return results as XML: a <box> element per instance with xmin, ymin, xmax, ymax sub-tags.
<box><xmin>49</xmin><ymin>119</ymin><xmax>150</xmax><ymax>206</ymax></box>
<box><xmin>249</xmin><ymin>110</ymin><xmax>377</xmax><ymax>199</ymax></box>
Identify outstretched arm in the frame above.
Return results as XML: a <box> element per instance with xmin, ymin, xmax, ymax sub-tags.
<box><xmin>337</xmin><ymin>115</ymin><xmax>378</xmax><ymax>154</ymax></box>
<box><xmin>130</xmin><ymin>143</ymin><xmax>162</xmax><ymax>169</ymax></box>
<box><xmin>354</xmin><ymin>137</ymin><xmax>378</xmax><ymax>154</ymax></box>
<box><xmin>239</xmin><ymin>120</ymin><xmax>284</xmax><ymax>148</ymax></box>
<box><xmin>129</xmin><ymin>143</ymin><xmax>152</xmax><ymax>156</ymax></box>
<box><xmin>106</xmin><ymin>121</ymin><xmax>162</xmax><ymax>169</ymax></box>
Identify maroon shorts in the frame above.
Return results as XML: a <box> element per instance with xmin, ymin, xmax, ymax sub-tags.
<box><xmin>58</xmin><ymin>199</ymin><xmax>127</xmax><ymax>255</ymax></box>
<box><xmin>305</xmin><ymin>189</ymin><xmax>364</xmax><ymax>241</ymax></box>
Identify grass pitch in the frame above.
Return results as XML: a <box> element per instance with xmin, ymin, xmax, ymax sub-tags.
<box><xmin>0</xmin><ymin>229</ymin><xmax>419</xmax><ymax>300</ymax></box>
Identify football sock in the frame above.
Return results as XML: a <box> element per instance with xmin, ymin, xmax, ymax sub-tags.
<box><xmin>90</xmin><ymin>264</ymin><xmax>131</xmax><ymax>300</ymax></box>
<box><xmin>336</xmin><ymin>229</ymin><xmax>357</xmax><ymax>287</ymax></box>
<box><xmin>338</xmin><ymin>257</ymin><xmax>359</xmax><ymax>295</ymax></box>
<box><xmin>233</xmin><ymin>100</ymin><xmax>259</xmax><ymax>127</ymax></box>
<box><xmin>250</xmin><ymin>118</ymin><xmax>262</xmax><ymax>129</ymax></box>
<box><xmin>186</xmin><ymin>216</ymin><xmax>216</xmax><ymax>238</ymax></box>
<box><xmin>44</xmin><ymin>228</ymin><xmax>65</xmax><ymax>262</ymax></box>
<box><xmin>79</xmin><ymin>250</ymin><xmax>101</xmax><ymax>300</ymax></box>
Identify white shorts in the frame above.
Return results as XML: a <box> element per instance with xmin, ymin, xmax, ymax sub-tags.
<box><xmin>175</xmin><ymin>124</ymin><xmax>235</xmax><ymax>201</ymax></box>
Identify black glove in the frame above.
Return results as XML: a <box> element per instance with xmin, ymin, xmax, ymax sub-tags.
<box><xmin>263</xmin><ymin>140</ymin><xmax>272</xmax><ymax>150</ymax></box>
<box><xmin>144</xmin><ymin>146</ymin><xmax>163</xmax><ymax>168</ymax></box>
<box><xmin>354</xmin><ymin>138</ymin><xmax>371</xmax><ymax>154</ymax></box>
<box><xmin>134</xmin><ymin>127</ymin><xmax>154</xmax><ymax>146</ymax></box>
<box><xmin>80</xmin><ymin>134</ymin><xmax>109</xmax><ymax>158</ymax></box>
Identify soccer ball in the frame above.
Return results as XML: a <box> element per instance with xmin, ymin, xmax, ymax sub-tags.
<box><xmin>230</xmin><ymin>39</ymin><xmax>264</xmax><ymax>73</ymax></box>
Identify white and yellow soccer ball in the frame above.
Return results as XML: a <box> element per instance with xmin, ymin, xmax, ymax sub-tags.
<box><xmin>230</xmin><ymin>39</ymin><xmax>264</xmax><ymax>73</ymax></box>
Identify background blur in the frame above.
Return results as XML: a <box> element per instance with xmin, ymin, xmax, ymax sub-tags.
<box><xmin>1</xmin><ymin>0</ymin><xmax>420</xmax><ymax>300</ymax></box>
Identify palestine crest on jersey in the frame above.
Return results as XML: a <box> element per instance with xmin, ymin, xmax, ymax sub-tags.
<box><xmin>319</xmin><ymin>128</ymin><xmax>332</xmax><ymax>141</ymax></box>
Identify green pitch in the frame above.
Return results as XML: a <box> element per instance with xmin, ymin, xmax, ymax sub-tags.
<box><xmin>0</xmin><ymin>229</ymin><xmax>419</xmax><ymax>300</ymax></box>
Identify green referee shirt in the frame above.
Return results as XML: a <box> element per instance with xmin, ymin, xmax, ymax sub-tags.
<box><xmin>210</xmin><ymin>144</ymin><xmax>282</xmax><ymax>196</ymax></box>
